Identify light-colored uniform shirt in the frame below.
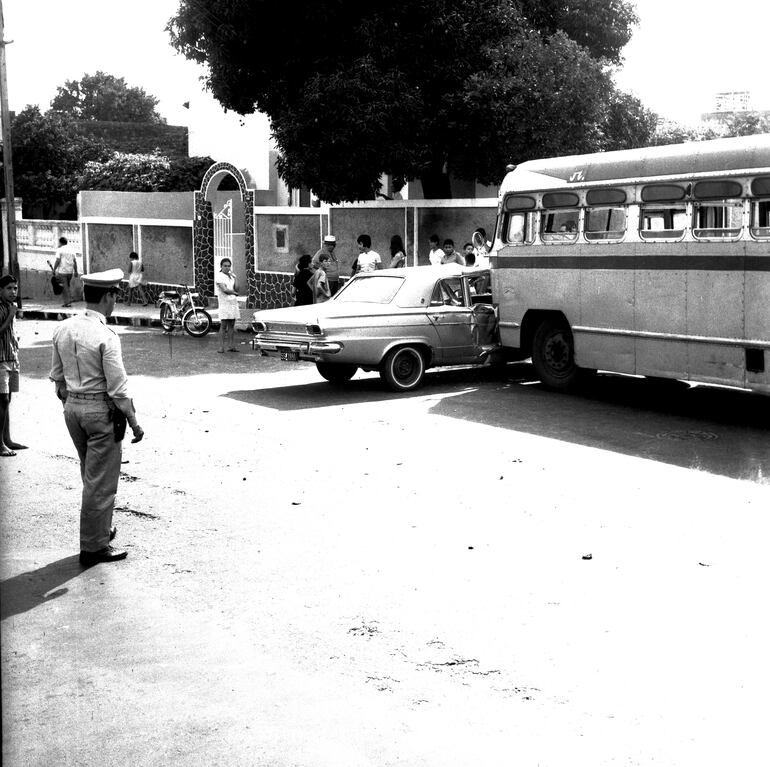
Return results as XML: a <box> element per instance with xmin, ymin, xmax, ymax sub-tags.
<box><xmin>50</xmin><ymin>309</ymin><xmax>137</xmax><ymax>425</ymax></box>
<box><xmin>357</xmin><ymin>250</ymin><xmax>382</xmax><ymax>273</ymax></box>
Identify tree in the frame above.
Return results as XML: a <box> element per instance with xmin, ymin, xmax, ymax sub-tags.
<box><xmin>168</xmin><ymin>0</ymin><xmax>648</xmax><ymax>201</ymax></box>
<box><xmin>50</xmin><ymin>71</ymin><xmax>164</xmax><ymax>123</ymax></box>
<box><xmin>8</xmin><ymin>106</ymin><xmax>108</xmax><ymax>218</ymax></box>
<box><xmin>79</xmin><ymin>151</ymin><xmax>216</xmax><ymax>192</ymax></box>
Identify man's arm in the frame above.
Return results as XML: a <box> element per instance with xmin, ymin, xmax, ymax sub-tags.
<box><xmin>49</xmin><ymin>334</ymin><xmax>68</xmax><ymax>401</ymax></box>
<box><xmin>101</xmin><ymin>336</ymin><xmax>142</xmax><ymax>440</ymax></box>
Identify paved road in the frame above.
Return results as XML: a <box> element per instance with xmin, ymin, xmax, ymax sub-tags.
<box><xmin>2</xmin><ymin>319</ymin><xmax>769</xmax><ymax>766</ymax></box>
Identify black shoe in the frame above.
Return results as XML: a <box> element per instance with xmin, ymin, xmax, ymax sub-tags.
<box><xmin>110</xmin><ymin>525</ymin><xmax>117</xmax><ymax>541</ymax></box>
<box><xmin>79</xmin><ymin>546</ymin><xmax>128</xmax><ymax>565</ymax></box>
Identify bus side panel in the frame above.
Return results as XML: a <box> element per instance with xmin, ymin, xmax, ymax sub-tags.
<box><xmin>744</xmin><ymin>249</ymin><xmax>770</xmax><ymax>392</ymax></box>
<box><xmin>686</xmin><ymin>259</ymin><xmax>745</xmax><ymax>387</ymax></box>
<box><xmin>491</xmin><ymin>266</ymin><xmax>521</xmax><ymax>347</ymax></box>
<box><xmin>634</xmin><ymin>243</ymin><xmax>687</xmax><ymax>378</ymax></box>
<box><xmin>494</xmin><ymin>261</ymin><xmax>580</xmax><ymax>349</ymax></box>
<box><xmin>577</xmin><ymin>265</ymin><xmax>634</xmax><ymax>373</ymax></box>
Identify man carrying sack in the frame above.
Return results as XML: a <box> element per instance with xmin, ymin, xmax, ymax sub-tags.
<box><xmin>49</xmin><ymin>268</ymin><xmax>145</xmax><ymax>565</ymax></box>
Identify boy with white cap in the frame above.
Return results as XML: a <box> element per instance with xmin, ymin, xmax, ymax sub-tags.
<box><xmin>50</xmin><ymin>268</ymin><xmax>145</xmax><ymax>565</ymax></box>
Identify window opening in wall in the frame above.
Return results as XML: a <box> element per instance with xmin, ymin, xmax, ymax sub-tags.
<box><xmin>274</xmin><ymin>224</ymin><xmax>288</xmax><ymax>252</ymax></box>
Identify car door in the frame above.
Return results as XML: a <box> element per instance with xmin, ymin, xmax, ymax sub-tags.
<box><xmin>428</xmin><ymin>276</ymin><xmax>480</xmax><ymax>363</ymax></box>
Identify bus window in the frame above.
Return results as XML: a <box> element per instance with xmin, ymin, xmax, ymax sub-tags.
<box><xmin>750</xmin><ymin>200</ymin><xmax>770</xmax><ymax>239</ymax></box>
<box><xmin>639</xmin><ymin>203</ymin><xmax>687</xmax><ymax>240</ymax></box>
<box><xmin>505</xmin><ymin>212</ymin><xmax>536</xmax><ymax>244</ymax></box>
<box><xmin>692</xmin><ymin>200</ymin><xmax>743</xmax><ymax>239</ymax></box>
<box><xmin>585</xmin><ymin>206</ymin><xmax>626</xmax><ymax>241</ymax></box>
<box><xmin>540</xmin><ymin>210</ymin><xmax>579</xmax><ymax>242</ymax></box>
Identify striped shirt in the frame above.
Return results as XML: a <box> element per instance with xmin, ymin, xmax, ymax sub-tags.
<box><xmin>0</xmin><ymin>301</ymin><xmax>18</xmax><ymax>363</ymax></box>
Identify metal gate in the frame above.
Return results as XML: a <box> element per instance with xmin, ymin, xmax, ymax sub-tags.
<box><xmin>214</xmin><ymin>199</ymin><xmax>233</xmax><ymax>277</ymax></box>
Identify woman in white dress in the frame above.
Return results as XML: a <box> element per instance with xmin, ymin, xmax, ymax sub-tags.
<box><xmin>126</xmin><ymin>252</ymin><xmax>149</xmax><ymax>306</ymax></box>
<box><xmin>216</xmin><ymin>258</ymin><xmax>240</xmax><ymax>352</ymax></box>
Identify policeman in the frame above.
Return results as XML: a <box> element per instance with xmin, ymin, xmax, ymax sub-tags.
<box><xmin>50</xmin><ymin>268</ymin><xmax>145</xmax><ymax>565</ymax></box>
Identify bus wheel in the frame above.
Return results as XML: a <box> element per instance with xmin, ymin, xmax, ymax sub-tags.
<box><xmin>532</xmin><ymin>319</ymin><xmax>577</xmax><ymax>390</ymax></box>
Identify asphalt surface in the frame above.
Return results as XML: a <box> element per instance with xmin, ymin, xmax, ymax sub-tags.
<box><xmin>2</xmin><ymin>316</ymin><xmax>769</xmax><ymax>766</ymax></box>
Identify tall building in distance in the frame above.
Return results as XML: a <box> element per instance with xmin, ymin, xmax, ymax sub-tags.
<box><xmin>713</xmin><ymin>91</ymin><xmax>752</xmax><ymax>114</ymax></box>
<box><xmin>701</xmin><ymin>90</ymin><xmax>770</xmax><ymax>125</ymax></box>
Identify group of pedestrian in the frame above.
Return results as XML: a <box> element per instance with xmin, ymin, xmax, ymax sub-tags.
<box><xmin>426</xmin><ymin>227</ymin><xmax>491</xmax><ymax>268</ymax></box>
<box><xmin>292</xmin><ymin>235</ymin><xmax>340</xmax><ymax>307</ymax></box>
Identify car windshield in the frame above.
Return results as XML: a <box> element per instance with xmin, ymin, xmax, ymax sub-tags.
<box><xmin>335</xmin><ymin>275</ymin><xmax>404</xmax><ymax>304</ymax></box>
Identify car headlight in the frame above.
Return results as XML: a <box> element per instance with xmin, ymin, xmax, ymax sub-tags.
<box><xmin>253</xmin><ymin>321</ymin><xmax>266</xmax><ymax>332</ymax></box>
<box><xmin>306</xmin><ymin>324</ymin><xmax>322</xmax><ymax>335</ymax></box>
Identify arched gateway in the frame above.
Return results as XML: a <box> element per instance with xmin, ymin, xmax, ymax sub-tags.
<box><xmin>193</xmin><ymin>162</ymin><xmax>256</xmax><ymax>305</ymax></box>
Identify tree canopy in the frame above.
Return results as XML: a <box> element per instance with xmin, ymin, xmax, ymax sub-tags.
<box><xmin>79</xmin><ymin>151</ymin><xmax>216</xmax><ymax>193</ymax></box>
<box><xmin>9</xmin><ymin>106</ymin><xmax>109</xmax><ymax>218</ymax></box>
<box><xmin>168</xmin><ymin>0</ymin><xmax>650</xmax><ymax>201</ymax></box>
<box><xmin>50</xmin><ymin>71</ymin><xmax>165</xmax><ymax>123</ymax></box>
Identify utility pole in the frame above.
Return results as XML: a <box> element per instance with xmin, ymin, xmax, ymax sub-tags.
<box><xmin>0</xmin><ymin>0</ymin><xmax>19</xmax><ymax>305</ymax></box>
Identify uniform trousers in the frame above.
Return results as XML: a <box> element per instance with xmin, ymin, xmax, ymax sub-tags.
<box><xmin>63</xmin><ymin>399</ymin><xmax>122</xmax><ymax>552</ymax></box>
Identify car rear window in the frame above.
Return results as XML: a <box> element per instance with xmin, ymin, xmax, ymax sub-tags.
<box><xmin>335</xmin><ymin>275</ymin><xmax>405</xmax><ymax>303</ymax></box>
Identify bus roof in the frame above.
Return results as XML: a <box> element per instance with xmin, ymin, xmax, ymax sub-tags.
<box><xmin>502</xmin><ymin>133</ymin><xmax>770</xmax><ymax>193</ymax></box>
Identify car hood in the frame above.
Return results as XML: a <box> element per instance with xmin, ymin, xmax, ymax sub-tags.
<box><xmin>253</xmin><ymin>301</ymin><xmax>414</xmax><ymax>324</ymax></box>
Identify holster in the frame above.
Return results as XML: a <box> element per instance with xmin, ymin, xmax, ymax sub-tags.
<box><xmin>108</xmin><ymin>402</ymin><xmax>128</xmax><ymax>442</ymax></box>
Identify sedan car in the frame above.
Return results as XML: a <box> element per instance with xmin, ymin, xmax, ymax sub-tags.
<box><xmin>251</xmin><ymin>265</ymin><xmax>502</xmax><ymax>391</ymax></box>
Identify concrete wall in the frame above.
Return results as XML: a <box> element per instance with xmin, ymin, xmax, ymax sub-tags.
<box><xmin>329</xmin><ymin>206</ymin><xmax>409</xmax><ymax>271</ymax></box>
<box><xmin>79</xmin><ymin>191</ymin><xmax>194</xmax><ymax>220</ymax></box>
<box><xmin>140</xmin><ymin>226</ymin><xmax>193</xmax><ymax>285</ymax></box>
<box><xmin>87</xmin><ymin>224</ymin><xmax>134</xmax><ymax>272</ymax></box>
<box><xmin>254</xmin><ymin>212</ymin><xmax>322</xmax><ymax>272</ymax></box>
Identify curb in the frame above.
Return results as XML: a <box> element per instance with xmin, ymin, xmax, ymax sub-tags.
<box><xmin>18</xmin><ymin>308</ymin><xmax>254</xmax><ymax>333</ymax></box>
<box><xmin>19</xmin><ymin>309</ymin><xmax>162</xmax><ymax>327</ymax></box>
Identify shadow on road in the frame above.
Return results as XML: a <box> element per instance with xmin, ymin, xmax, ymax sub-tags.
<box><xmin>227</xmin><ymin>361</ymin><xmax>769</xmax><ymax>483</ymax></box>
<box><xmin>1</xmin><ymin>555</ymin><xmax>83</xmax><ymax>621</ymax></box>
<box><xmin>430</xmin><ymin>370</ymin><xmax>770</xmax><ymax>483</ymax></box>
<box><xmin>223</xmin><ymin>362</ymin><xmax>527</xmax><ymax>411</ymax></box>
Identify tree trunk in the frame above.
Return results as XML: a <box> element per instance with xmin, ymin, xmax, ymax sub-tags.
<box><xmin>419</xmin><ymin>167</ymin><xmax>452</xmax><ymax>199</ymax></box>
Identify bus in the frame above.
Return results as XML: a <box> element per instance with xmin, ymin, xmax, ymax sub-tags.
<box><xmin>490</xmin><ymin>133</ymin><xmax>770</xmax><ymax>395</ymax></box>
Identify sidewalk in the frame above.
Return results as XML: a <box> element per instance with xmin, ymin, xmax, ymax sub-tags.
<box><xmin>17</xmin><ymin>295</ymin><xmax>254</xmax><ymax>332</ymax></box>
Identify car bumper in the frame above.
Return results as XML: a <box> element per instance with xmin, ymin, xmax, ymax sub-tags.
<box><xmin>254</xmin><ymin>338</ymin><xmax>344</xmax><ymax>361</ymax></box>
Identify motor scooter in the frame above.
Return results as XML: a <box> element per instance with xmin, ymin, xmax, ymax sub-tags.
<box><xmin>156</xmin><ymin>285</ymin><xmax>212</xmax><ymax>337</ymax></box>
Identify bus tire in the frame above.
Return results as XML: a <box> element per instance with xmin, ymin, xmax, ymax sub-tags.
<box><xmin>316</xmin><ymin>362</ymin><xmax>358</xmax><ymax>383</ymax></box>
<box><xmin>532</xmin><ymin>319</ymin><xmax>577</xmax><ymax>390</ymax></box>
<box><xmin>380</xmin><ymin>345</ymin><xmax>426</xmax><ymax>392</ymax></box>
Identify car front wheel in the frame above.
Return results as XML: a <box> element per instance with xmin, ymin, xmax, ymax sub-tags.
<box><xmin>380</xmin><ymin>346</ymin><xmax>426</xmax><ymax>392</ymax></box>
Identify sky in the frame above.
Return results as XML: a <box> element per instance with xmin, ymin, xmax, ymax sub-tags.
<box><xmin>2</xmin><ymin>0</ymin><xmax>770</xmax><ymax>180</ymax></box>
